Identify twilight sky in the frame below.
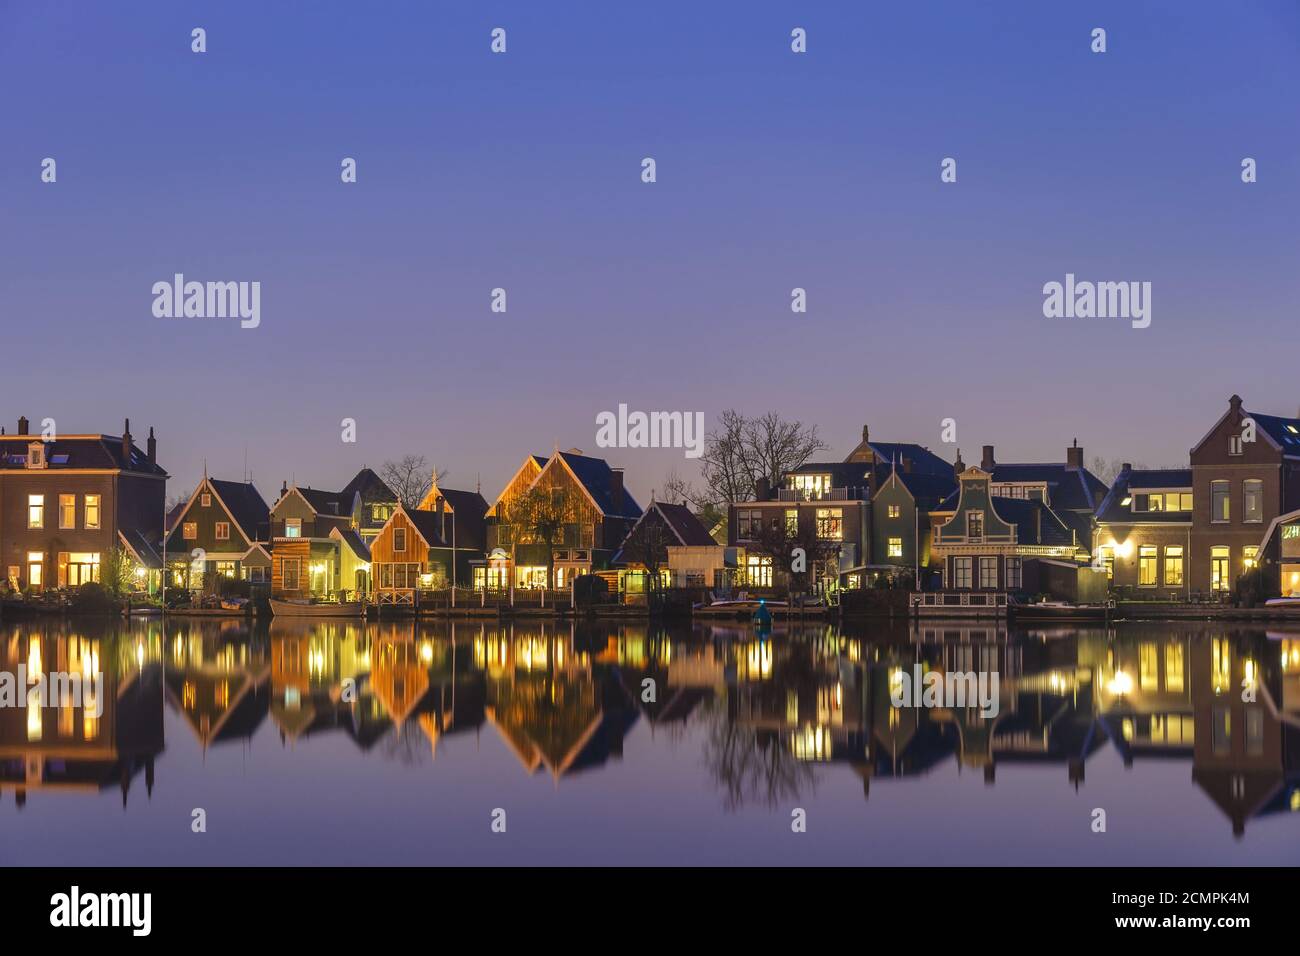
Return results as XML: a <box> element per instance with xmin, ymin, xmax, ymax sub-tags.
<box><xmin>3</xmin><ymin>1</ymin><xmax>1298</xmax><ymax>502</ymax></box>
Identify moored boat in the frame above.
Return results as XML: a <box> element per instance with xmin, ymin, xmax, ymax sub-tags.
<box><xmin>269</xmin><ymin>597</ymin><xmax>365</xmax><ymax>618</ymax></box>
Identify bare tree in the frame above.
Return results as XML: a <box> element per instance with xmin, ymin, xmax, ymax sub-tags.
<box><xmin>697</xmin><ymin>410</ymin><xmax>826</xmax><ymax>509</ymax></box>
<box><xmin>661</xmin><ymin>468</ymin><xmax>726</xmax><ymax>539</ymax></box>
<box><xmin>620</xmin><ymin>509</ymin><xmax>676</xmax><ymax>603</ymax></box>
<box><xmin>504</xmin><ymin>485</ymin><xmax>578</xmax><ymax>588</ymax></box>
<box><xmin>380</xmin><ymin>455</ymin><xmax>446</xmax><ymax>508</ymax></box>
<box><xmin>748</xmin><ymin>513</ymin><xmax>839</xmax><ymax>600</ymax></box>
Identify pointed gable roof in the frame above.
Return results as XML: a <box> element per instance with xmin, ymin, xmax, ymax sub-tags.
<box><xmin>645</xmin><ymin>501</ymin><xmax>717</xmax><ymax>546</ymax></box>
<box><xmin>552</xmin><ymin>451</ymin><xmax>642</xmax><ymax>519</ymax></box>
<box><xmin>208</xmin><ymin>479</ymin><xmax>271</xmax><ymax>540</ymax></box>
<box><xmin>340</xmin><ymin>467</ymin><xmax>397</xmax><ymax>504</ymax></box>
<box><xmin>165</xmin><ymin>476</ymin><xmax>270</xmax><ymax>550</ymax></box>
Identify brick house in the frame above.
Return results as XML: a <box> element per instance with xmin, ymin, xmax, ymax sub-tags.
<box><xmin>1189</xmin><ymin>394</ymin><xmax>1300</xmax><ymax>596</ymax></box>
<box><xmin>0</xmin><ymin>417</ymin><xmax>166</xmax><ymax>591</ymax></box>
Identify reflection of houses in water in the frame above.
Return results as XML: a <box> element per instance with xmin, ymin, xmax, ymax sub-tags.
<box><xmin>164</xmin><ymin>623</ymin><xmax>270</xmax><ymax>750</ymax></box>
<box><xmin>612</xmin><ymin>628</ymin><xmax>723</xmax><ymax>731</ymax></box>
<box><xmin>719</xmin><ymin>627</ymin><xmax>1104</xmax><ymax>798</ymax></box>
<box><xmin>270</xmin><ymin>623</ymin><xmax>387</xmax><ymax>748</ymax></box>
<box><xmin>477</xmin><ymin>624</ymin><xmax>637</xmax><ymax>780</ymax></box>
<box><xmin>1189</xmin><ymin>633</ymin><xmax>1300</xmax><ymax>837</ymax></box>
<box><xmin>1082</xmin><ymin>627</ymin><xmax>1300</xmax><ymax>835</ymax></box>
<box><xmin>0</xmin><ymin>626</ymin><xmax>163</xmax><ymax>807</ymax></box>
<box><xmin>1086</xmin><ymin>630</ymin><xmax>1195</xmax><ymax>765</ymax></box>
<box><xmin>369</xmin><ymin>628</ymin><xmax>486</xmax><ymax>757</ymax></box>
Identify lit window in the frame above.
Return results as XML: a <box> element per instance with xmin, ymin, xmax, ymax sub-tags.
<box><xmin>183</xmin><ymin>522</ymin><xmax>197</xmax><ymax>540</ymax></box>
<box><xmin>84</xmin><ymin>494</ymin><xmax>100</xmax><ymax>530</ymax></box>
<box><xmin>887</xmin><ymin>504</ymin><xmax>900</xmax><ymax>519</ymax></box>
<box><xmin>285</xmin><ymin>518</ymin><xmax>302</xmax><ymax>538</ymax></box>
<box><xmin>745</xmin><ymin>555</ymin><xmax>773</xmax><ymax>587</ymax></box>
<box><xmin>1211</xmin><ymin>547</ymin><xmax>1231</xmax><ymax>592</ymax></box>
<box><xmin>1164</xmin><ymin>546</ymin><xmax>1184</xmax><ymax>586</ymax></box>
<box><xmin>215</xmin><ymin>522</ymin><xmax>230</xmax><ymax>540</ymax></box>
<box><xmin>1139</xmin><ymin>546</ymin><xmax>1158</xmax><ymax>587</ymax></box>
<box><xmin>888</xmin><ymin>537</ymin><xmax>903</xmax><ymax>558</ymax></box>
<box><xmin>790</xmin><ymin>474</ymin><xmax>832</xmax><ymax>500</ymax></box>
<box><xmin>27</xmin><ymin>494</ymin><xmax>43</xmax><ymax>529</ymax></box>
<box><xmin>59</xmin><ymin>494</ymin><xmax>75</xmax><ymax>529</ymax></box>
<box><xmin>815</xmin><ymin>508</ymin><xmax>842</xmax><ymax>540</ymax></box>
<box><xmin>1098</xmin><ymin>546</ymin><xmax>1114</xmax><ymax>579</ymax></box>
<box><xmin>1243</xmin><ymin>546</ymin><xmax>1259</xmax><ymax>569</ymax></box>
<box><xmin>784</xmin><ymin>509</ymin><xmax>798</xmax><ymax>534</ymax></box>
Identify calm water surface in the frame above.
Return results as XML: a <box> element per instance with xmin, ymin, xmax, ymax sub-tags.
<box><xmin>2</xmin><ymin>616</ymin><xmax>1297</xmax><ymax>866</ymax></box>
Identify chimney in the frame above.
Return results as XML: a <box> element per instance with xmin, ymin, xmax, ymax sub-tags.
<box><xmin>1121</xmin><ymin>462</ymin><xmax>1132</xmax><ymax>473</ymax></box>
<box><xmin>981</xmin><ymin>445</ymin><xmax>995</xmax><ymax>471</ymax></box>
<box><xmin>901</xmin><ymin>455</ymin><xmax>912</xmax><ymax>474</ymax></box>
<box><xmin>1066</xmin><ymin>439</ymin><xmax>1083</xmax><ymax>470</ymax></box>
<box><xmin>122</xmin><ymin>418</ymin><xmax>132</xmax><ymax>461</ymax></box>
<box><xmin>17</xmin><ymin>416</ymin><xmax>28</xmax><ymax>436</ymax></box>
<box><xmin>755</xmin><ymin>476</ymin><xmax>771</xmax><ymax>501</ymax></box>
<box><xmin>861</xmin><ymin>424</ymin><xmax>869</xmax><ymax>443</ymax></box>
<box><xmin>280</xmin><ymin>480</ymin><xmax>288</xmax><ymax>497</ymax></box>
<box><xmin>147</xmin><ymin>427</ymin><xmax>156</xmax><ymax>466</ymax></box>
<box><xmin>953</xmin><ymin>448</ymin><xmax>965</xmax><ymax>475</ymax></box>
<box><xmin>1229</xmin><ymin>394</ymin><xmax>1243</xmax><ymax>413</ymax></box>
<box><xmin>610</xmin><ymin>468</ymin><xmax>625</xmax><ymax>513</ymax></box>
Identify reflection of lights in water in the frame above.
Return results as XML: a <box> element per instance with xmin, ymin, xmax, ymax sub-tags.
<box><xmin>27</xmin><ymin>640</ymin><xmax>41</xmax><ymax>677</ymax></box>
<box><xmin>1107</xmin><ymin>670</ymin><xmax>1133</xmax><ymax>695</ymax></box>
<box><xmin>136</xmin><ymin>641</ymin><xmax>145</xmax><ymax>670</ymax></box>
<box><xmin>419</xmin><ymin>642</ymin><xmax>433</xmax><ymax>664</ymax></box>
<box><xmin>790</xmin><ymin>724</ymin><xmax>831</xmax><ymax>761</ymax></box>
<box><xmin>27</xmin><ymin>696</ymin><xmax>42</xmax><ymax>740</ymax></box>
<box><xmin>1291</xmin><ymin>789</ymin><xmax>1300</xmax><ymax>812</ymax></box>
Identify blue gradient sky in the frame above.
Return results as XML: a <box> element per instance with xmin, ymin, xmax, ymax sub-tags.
<box><xmin>3</xmin><ymin>1</ymin><xmax>1298</xmax><ymax>501</ymax></box>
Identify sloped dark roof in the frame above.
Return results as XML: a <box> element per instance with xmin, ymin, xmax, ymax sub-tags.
<box><xmin>209</xmin><ymin>479</ymin><xmax>271</xmax><ymax>540</ymax></box>
<box><xmin>1244</xmin><ymin>410</ymin><xmax>1300</xmax><ymax>453</ymax></box>
<box><xmin>119</xmin><ymin>530</ymin><xmax>164</xmax><ymax>569</ymax></box>
<box><xmin>863</xmin><ymin>442</ymin><xmax>951</xmax><ymax>477</ymax></box>
<box><xmin>332</xmin><ymin>526</ymin><xmax>372</xmax><ymax>561</ymax></box>
<box><xmin>653</xmin><ymin>502</ymin><xmax>718</xmax><ymax>546</ymax></box>
<box><xmin>340</xmin><ymin>467</ymin><xmax>398</xmax><ymax>504</ymax></box>
<box><xmin>0</xmin><ymin>434</ymin><xmax>166</xmax><ymax>475</ymax></box>
<box><xmin>403</xmin><ymin>508</ymin><xmax>450</xmax><ymax>548</ymax></box>
<box><xmin>991</xmin><ymin>497</ymin><xmax>1078</xmax><ymax>548</ymax></box>
<box><xmin>1096</xmin><ymin>467</ymin><xmax>1194</xmax><ymax>524</ymax></box>
<box><xmin>893</xmin><ymin>470</ymin><xmax>958</xmax><ymax>508</ymax></box>
<box><xmin>556</xmin><ymin>452</ymin><xmax>642</xmax><ymax>518</ymax></box>
<box><xmin>433</xmin><ymin>487</ymin><xmax>488</xmax><ymax>518</ymax></box>
<box><xmin>298</xmin><ymin>487</ymin><xmax>353</xmax><ymax>516</ymax></box>
<box><xmin>989</xmin><ymin>463</ymin><xmax>1107</xmax><ymax>513</ymax></box>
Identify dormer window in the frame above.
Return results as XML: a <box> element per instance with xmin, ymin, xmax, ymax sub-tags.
<box><xmin>26</xmin><ymin>442</ymin><xmax>45</xmax><ymax>469</ymax></box>
<box><xmin>789</xmin><ymin>473</ymin><xmax>832</xmax><ymax>500</ymax></box>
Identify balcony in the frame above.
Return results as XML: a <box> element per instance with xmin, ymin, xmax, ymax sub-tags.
<box><xmin>776</xmin><ymin>487</ymin><xmax>866</xmax><ymax>502</ymax></box>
